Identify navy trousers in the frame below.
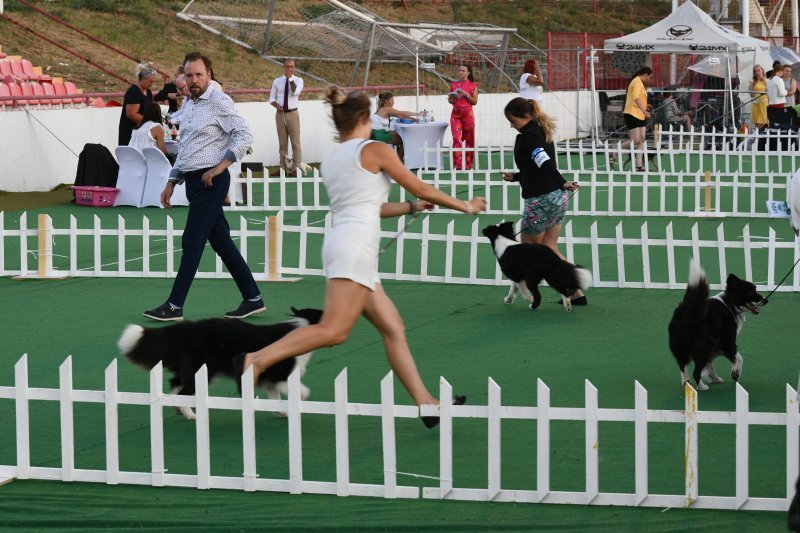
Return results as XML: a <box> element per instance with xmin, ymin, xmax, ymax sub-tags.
<box><xmin>168</xmin><ymin>167</ymin><xmax>260</xmax><ymax>307</ymax></box>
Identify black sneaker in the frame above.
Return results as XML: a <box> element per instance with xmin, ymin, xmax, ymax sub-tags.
<box><xmin>225</xmin><ymin>299</ymin><xmax>266</xmax><ymax>319</ymax></box>
<box><xmin>143</xmin><ymin>302</ymin><xmax>183</xmax><ymax>322</ymax></box>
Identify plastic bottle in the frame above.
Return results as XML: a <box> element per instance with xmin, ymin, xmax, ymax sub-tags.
<box><xmin>171</xmin><ymin>123</ymin><xmax>178</xmax><ymax>141</ymax></box>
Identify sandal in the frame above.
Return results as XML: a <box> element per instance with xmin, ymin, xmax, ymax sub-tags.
<box><xmin>422</xmin><ymin>395</ymin><xmax>467</xmax><ymax>429</ymax></box>
<box><xmin>636</xmin><ymin>165</ymin><xmax>647</xmax><ymax>172</ymax></box>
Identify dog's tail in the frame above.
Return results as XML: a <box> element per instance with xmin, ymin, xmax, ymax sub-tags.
<box><xmin>575</xmin><ymin>267</ymin><xmax>592</xmax><ymax>291</ymax></box>
<box><xmin>680</xmin><ymin>258</ymin><xmax>709</xmax><ymax>315</ymax></box>
<box><xmin>117</xmin><ymin>324</ymin><xmax>144</xmax><ymax>356</ymax></box>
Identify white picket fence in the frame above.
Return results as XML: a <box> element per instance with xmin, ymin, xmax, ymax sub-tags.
<box><xmin>0</xmin><ymin>355</ymin><xmax>795</xmax><ymax>510</ymax></box>
<box><xmin>227</xmin><ymin>130</ymin><xmax>796</xmax><ymax>218</ymax></box>
<box><xmin>2</xmin><ymin>211</ymin><xmax>799</xmax><ymax>292</ymax></box>
<box><xmin>238</xmin><ymin>166</ymin><xmax>790</xmax><ymax>219</ymax></box>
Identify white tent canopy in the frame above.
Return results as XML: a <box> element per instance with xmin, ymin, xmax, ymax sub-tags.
<box><xmin>603</xmin><ymin>0</ymin><xmax>771</xmax><ymax>85</ymax></box>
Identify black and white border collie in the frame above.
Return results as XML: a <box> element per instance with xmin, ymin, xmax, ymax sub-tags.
<box><xmin>482</xmin><ymin>221</ymin><xmax>592</xmax><ymax>311</ymax></box>
<box><xmin>668</xmin><ymin>259</ymin><xmax>767</xmax><ymax>390</ymax></box>
<box><xmin>118</xmin><ymin>307</ymin><xmax>323</xmax><ymax>419</ymax></box>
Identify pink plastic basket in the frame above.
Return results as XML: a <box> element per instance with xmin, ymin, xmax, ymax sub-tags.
<box><xmin>72</xmin><ymin>186</ymin><xmax>118</xmax><ymax>207</ymax></box>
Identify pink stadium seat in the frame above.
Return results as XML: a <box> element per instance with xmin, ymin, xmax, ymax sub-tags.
<box><xmin>8</xmin><ymin>82</ymin><xmax>26</xmax><ymax>106</ymax></box>
<box><xmin>30</xmin><ymin>81</ymin><xmax>47</xmax><ymax>106</ymax></box>
<box><xmin>64</xmin><ymin>81</ymin><xmax>83</xmax><ymax>104</ymax></box>
<box><xmin>0</xmin><ymin>60</ymin><xmax>12</xmax><ymax>79</ymax></box>
<box><xmin>53</xmin><ymin>81</ymin><xmax>69</xmax><ymax>105</ymax></box>
<box><xmin>0</xmin><ymin>52</ymin><xmax>7</xmax><ymax>59</ymax></box>
<box><xmin>0</xmin><ymin>83</ymin><xmax>11</xmax><ymax>109</ymax></box>
<box><xmin>42</xmin><ymin>82</ymin><xmax>60</xmax><ymax>105</ymax></box>
<box><xmin>21</xmin><ymin>59</ymin><xmax>40</xmax><ymax>81</ymax></box>
<box><xmin>9</xmin><ymin>59</ymin><xmax>27</xmax><ymax>81</ymax></box>
<box><xmin>21</xmin><ymin>82</ymin><xmax>35</xmax><ymax>106</ymax></box>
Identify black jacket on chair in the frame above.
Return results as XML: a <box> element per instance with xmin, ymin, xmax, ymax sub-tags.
<box><xmin>74</xmin><ymin>143</ymin><xmax>119</xmax><ymax>188</ymax></box>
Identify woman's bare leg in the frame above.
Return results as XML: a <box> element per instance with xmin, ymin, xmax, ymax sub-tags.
<box><xmin>361</xmin><ymin>285</ymin><xmax>438</xmax><ymax>406</ymax></box>
<box><xmin>633</xmin><ymin>126</ymin><xmax>646</xmax><ymax>167</ymax></box>
<box><xmin>243</xmin><ymin>279</ymin><xmax>370</xmax><ymax>383</ymax></box>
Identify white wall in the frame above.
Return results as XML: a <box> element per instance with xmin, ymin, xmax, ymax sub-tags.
<box><xmin>0</xmin><ymin>91</ymin><xmax>595</xmax><ymax>192</ymax></box>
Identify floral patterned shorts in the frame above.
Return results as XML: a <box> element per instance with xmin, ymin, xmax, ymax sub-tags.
<box><xmin>520</xmin><ymin>189</ymin><xmax>568</xmax><ymax>235</ymax></box>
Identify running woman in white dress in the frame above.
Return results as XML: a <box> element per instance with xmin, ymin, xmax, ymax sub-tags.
<box><xmin>240</xmin><ymin>86</ymin><xmax>486</xmax><ymax>427</ymax></box>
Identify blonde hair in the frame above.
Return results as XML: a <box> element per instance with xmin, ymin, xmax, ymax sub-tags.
<box><xmin>323</xmin><ymin>85</ymin><xmax>371</xmax><ymax>139</ymax></box>
<box><xmin>504</xmin><ymin>97</ymin><xmax>557</xmax><ymax>144</ymax></box>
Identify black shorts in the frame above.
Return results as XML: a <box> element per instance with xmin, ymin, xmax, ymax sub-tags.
<box><xmin>624</xmin><ymin>113</ymin><xmax>647</xmax><ymax>130</ymax></box>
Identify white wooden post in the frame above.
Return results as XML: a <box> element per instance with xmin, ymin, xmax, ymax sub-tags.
<box><xmin>585</xmin><ymin>380</ymin><xmax>598</xmax><ymax>504</ymax></box>
<box><xmin>59</xmin><ymin>356</ymin><xmax>74</xmax><ymax>482</ymax></box>
<box><xmin>149</xmin><ymin>362</ymin><xmax>165</xmax><ymax>487</ymax></box>
<box><xmin>735</xmin><ymin>382</ymin><xmax>749</xmax><ymax>509</ymax></box>
<box><xmin>438</xmin><ymin>377</ymin><xmax>454</xmax><ymax>499</ymax></box>
<box><xmin>288</xmin><ymin>367</ymin><xmax>303</xmax><ymax>494</ymax></box>
<box><xmin>15</xmin><ymin>355</ymin><xmax>30</xmax><ymax>480</ymax></box>
<box><xmin>117</xmin><ymin>215</ymin><xmax>126</xmax><ymax>276</ymax></box>
<box><xmin>684</xmin><ymin>382</ymin><xmax>698</xmax><ymax>507</ymax></box>
<box><xmin>142</xmin><ymin>216</ymin><xmax>150</xmax><ymax>276</ymax></box>
<box><xmin>536</xmin><ymin>379</ymin><xmax>550</xmax><ymax>503</ymax></box>
<box><xmin>93</xmin><ymin>215</ymin><xmax>101</xmax><ymax>276</ymax></box>
<box><xmin>634</xmin><ymin>381</ymin><xmax>648</xmax><ymax>505</ymax></box>
<box><xmin>787</xmin><ymin>384</ymin><xmax>799</xmax><ymax>509</ymax></box>
<box><xmin>104</xmin><ymin>360</ymin><xmax>119</xmax><ymax>485</ymax></box>
<box><xmin>195</xmin><ymin>365</ymin><xmax>210</xmax><ymax>490</ymax></box>
<box><xmin>487</xmin><ymin>378</ymin><xmax>501</xmax><ymax>501</ymax></box>
<box><xmin>334</xmin><ymin>369</ymin><xmax>350</xmax><ymax>497</ymax></box>
<box><xmin>381</xmin><ymin>372</ymin><xmax>397</xmax><ymax>498</ymax></box>
<box><xmin>241</xmin><ymin>365</ymin><xmax>257</xmax><ymax>492</ymax></box>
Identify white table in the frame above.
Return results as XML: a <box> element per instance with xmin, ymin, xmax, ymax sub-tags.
<box><xmin>164</xmin><ymin>140</ymin><xmax>179</xmax><ymax>156</ymax></box>
<box><xmin>395</xmin><ymin>121</ymin><xmax>449</xmax><ymax>170</ymax></box>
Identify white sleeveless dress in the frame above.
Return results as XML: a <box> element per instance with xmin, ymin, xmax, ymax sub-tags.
<box><xmin>128</xmin><ymin>121</ymin><xmax>161</xmax><ymax>151</ymax></box>
<box><xmin>321</xmin><ymin>139</ymin><xmax>390</xmax><ymax>290</ymax></box>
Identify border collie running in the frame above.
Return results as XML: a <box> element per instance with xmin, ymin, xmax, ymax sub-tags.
<box><xmin>668</xmin><ymin>259</ymin><xmax>766</xmax><ymax>390</ymax></box>
<box><xmin>482</xmin><ymin>221</ymin><xmax>591</xmax><ymax>311</ymax></box>
<box><xmin>118</xmin><ymin>307</ymin><xmax>322</xmax><ymax>419</ymax></box>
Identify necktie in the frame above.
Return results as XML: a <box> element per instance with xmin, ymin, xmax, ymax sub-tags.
<box><xmin>283</xmin><ymin>77</ymin><xmax>289</xmax><ymax>111</ymax></box>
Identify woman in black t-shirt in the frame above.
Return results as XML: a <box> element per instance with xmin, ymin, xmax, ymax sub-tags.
<box><xmin>502</xmin><ymin>97</ymin><xmax>586</xmax><ymax>305</ymax></box>
<box><xmin>118</xmin><ymin>64</ymin><xmax>157</xmax><ymax>146</ymax></box>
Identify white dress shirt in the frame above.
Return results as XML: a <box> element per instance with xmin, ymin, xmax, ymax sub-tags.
<box><xmin>767</xmin><ymin>75</ymin><xmax>787</xmax><ymax>106</ymax></box>
<box><xmin>169</xmin><ymin>81</ymin><xmax>253</xmax><ymax>181</ymax></box>
<box><xmin>269</xmin><ymin>74</ymin><xmax>304</xmax><ymax>110</ymax></box>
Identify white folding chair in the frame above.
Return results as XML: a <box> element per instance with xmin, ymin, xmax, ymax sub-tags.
<box><xmin>141</xmin><ymin>147</ymin><xmax>189</xmax><ymax>207</ymax></box>
<box><xmin>113</xmin><ymin>146</ymin><xmax>147</xmax><ymax>207</ymax></box>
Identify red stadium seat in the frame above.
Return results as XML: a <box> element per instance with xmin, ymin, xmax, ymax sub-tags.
<box><xmin>21</xmin><ymin>82</ymin><xmax>35</xmax><ymax>106</ymax></box>
<box><xmin>0</xmin><ymin>60</ymin><xmax>12</xmax><ymax>79</ymax></box>
<box><xmin>21</xmin><ymin>59</ymin><xmax>40</xmax><ymax>81</ymax></box>
<box><xmin>53</xmin><ymin>81</ymin><xmax>69</xmax><ymax>105</ymax></box>
<box><xmin>64</xmin><ymin>81</ymin><xmax>83</xmax><ymax>104</ymax></box>
<box><xmin>9</xmin><ymin>59</ymin><xmax>27</xmax><ymax>81</ymax></box>
<box><xmin>0</xmin><ymin>83</ymin><xmax>11</xmax><ymax>109</ymax></box>
<box><xmin>8</xmin><ymin>82</ymin><xmax>26</xmax><ymax>106</ymax></box>
<box><xmin>30</xmin><ymin>81</ymin><xmax>47</xmax><ymax>107</ymax></box>
<box><xmin>42</xmin><ymin>82</ymin><xmax>61</xmax><ymax>105</ymax></box>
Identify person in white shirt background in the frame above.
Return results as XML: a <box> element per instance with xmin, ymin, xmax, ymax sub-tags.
<box><xmin>767</xmin><ymin>61</ymin><xmax>788</xmax><ymax>109</ymax></box>
<box><xmin>128</xmin><ymin>102</ymin><xmax>169</xmax><ymax>156</ymax></box>
<box><xmin>519</xmin><ymin>58</ymin><xmax>544</xmax><ymax>103</ymax></box>
<box><xmin>268</xmin><ymin>58</ymin><xmax>304</xmax><ymax>176</ymax></box>
<box><xmin>782</xmin><ymin>64</ymin><xmax>797</xmax><ymax>107</ymax></box>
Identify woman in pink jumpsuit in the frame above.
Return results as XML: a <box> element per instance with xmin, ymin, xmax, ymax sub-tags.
<box><xmin>448</xmin><ymin>65</ymin><xmax>479</xmax><ymax>170</ymax></box>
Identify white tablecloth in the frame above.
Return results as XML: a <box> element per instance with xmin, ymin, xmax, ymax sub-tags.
<box><xmin>395</xmin><ymin>121</ymin><xmax>449</xmax><ymax>169</ymax></box>
<box><xmin>164</xmin><ymin>140</ymin><xmax>179</xmax><ymax>155</ymax></box>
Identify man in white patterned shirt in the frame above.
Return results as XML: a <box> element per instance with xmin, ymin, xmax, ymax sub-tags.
<box><xmin>144</xmin><ymin>52</ymin><xmax>264</xmax><ymax>321</ymax></box>
<box><xmin>268</xmin><ymin>58</ymin><xmax>304</xmax><ymax>176</ymax></box>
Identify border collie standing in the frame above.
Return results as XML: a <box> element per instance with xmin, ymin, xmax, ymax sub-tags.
<box><xmin>118</xmin><ymin>307</ymin><xmax>322</xmax><ymax>419</ymax></box>
<box><xmin>668</xmin><ymin>259</ymin><xmax>767</xmax><ymax>390</ymax></box>
<box><xmin>482</xmin><ymin>221</ymin><xmax>591</xmax><ymax>311</ymax></box>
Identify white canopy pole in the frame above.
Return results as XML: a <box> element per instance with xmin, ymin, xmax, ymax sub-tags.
<box><xmin>589</xmin><ymin>47</ymin><xmax>599</xmax><ymax>144</ymax></box>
